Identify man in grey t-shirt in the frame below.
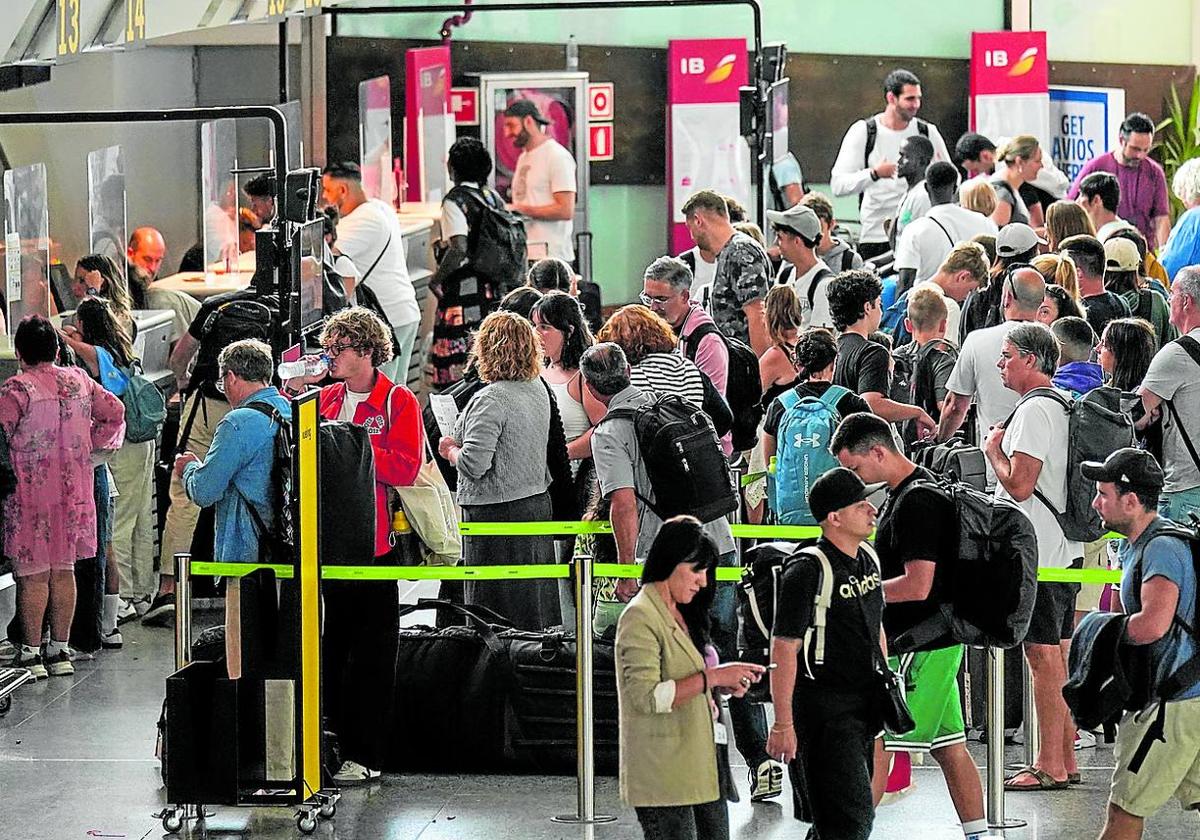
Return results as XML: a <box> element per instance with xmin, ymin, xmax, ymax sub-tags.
<box><xmin>1139</xmin><ymin>267</ymin><xmax>1200</xmax><ymax>523</ymax></box>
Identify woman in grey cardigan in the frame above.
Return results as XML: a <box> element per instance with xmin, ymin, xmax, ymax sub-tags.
<box><xmin>438</xmin><ymin>311</ymin><xmax>562</xmax><ymax>630</ymax></box>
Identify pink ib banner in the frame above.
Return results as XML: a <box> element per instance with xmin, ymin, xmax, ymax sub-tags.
<box><xmin>969</xmin><ymin>31</ymin><xmax>1050</xmax><ymax>153</ymax></box>
<box><xmin>405</xmin><ymin>46</ymin><xmax>455</xmax><ymax>203</ymax></box>
<box><xmin>667</xmin><ymin>38</ymin><xmax>751</xmax><ymax>255</ymax></box>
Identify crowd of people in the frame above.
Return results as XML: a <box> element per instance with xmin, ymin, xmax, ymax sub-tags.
<box><xmin>2</xmin><ymin>69</ymin><xmax>1200</xmax><ymax>840</ymax></box>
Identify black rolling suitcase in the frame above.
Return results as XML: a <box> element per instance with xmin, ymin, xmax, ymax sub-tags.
<box><xmin>960</xmin><ymin>645</ymin><xmax>1024</xmax><ymax>739</ymax></box>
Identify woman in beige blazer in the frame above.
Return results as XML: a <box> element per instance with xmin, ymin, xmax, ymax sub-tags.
<box><xmin>615</xmin><ymin>516</ymin><xmax>766</xmax><ymax>840</ymax></box>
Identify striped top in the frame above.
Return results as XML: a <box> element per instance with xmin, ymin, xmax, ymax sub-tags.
<box><xmin>630</xmin><ymin>353</ymin><xmax>706</xmax><ymax>409</ymax></box>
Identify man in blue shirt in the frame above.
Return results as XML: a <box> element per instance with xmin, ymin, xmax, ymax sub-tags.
<box><xmin>1083</xmin><ymin>448</ymin><xmax>1200</xmax><ymax>838</ymax></box>
<box><xmin>174</xmin><ymin>338</ymin><xmax>290</xmax><ymax>675</ymax></box>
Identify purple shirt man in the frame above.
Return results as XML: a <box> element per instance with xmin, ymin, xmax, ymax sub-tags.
<box><xmin>1067</xmin><ymin>113</ymin><xmax>1171</xmax><ymax>249</ymax></box>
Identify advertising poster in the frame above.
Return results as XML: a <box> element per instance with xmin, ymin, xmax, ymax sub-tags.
<box><xmin>1048</xmin><ymin>86</ymin><xmax>1126</xmax><ymax>182</ymax></box>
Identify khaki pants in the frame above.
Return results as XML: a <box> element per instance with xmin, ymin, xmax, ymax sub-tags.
<box><xmin>161</xmin><ymin>395</ymin><xmax>232</xmax><ymax>566</ymax></box>
<box><xmin>110</xmin><ymin>439</ymin><xmax>157</xmax><ymax>598</ymax></box>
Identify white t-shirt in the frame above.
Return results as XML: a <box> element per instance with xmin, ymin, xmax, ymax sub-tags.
<box><xmin>996</xmin><ymin>391</ymin><xmax>1083</xmax><ymax>570</ymax></box>
<box><xmin>945</xmin><ymin>320</ymin><xmax>1022</xmax><ymax>486</ymax></box>
<box><xmin>911</xmin><ymin>280</ymin><xmax>963</xmax><ymax>344</ymax></box>
<box><xmin>682</xmin><ymin>246</ymin><xmax>718</xmax><ymax>306</ymax></box>
<box><xmin>439</xmin><ymin>181</ymin><xmax>480</xmax><ymax>240</ymax></box>
<box><xmin>895</xmin><ymin>180</ymin><xmax>931</xmax><ymax>235</ymax></box>
<box><xmin>783</xmin><ymin>260</ymin><xmax>833</xmax><ymax>328</ymax></box>
<box><xmin>337</xmin><ymin>388</ymin><xmax>372</xmax><ymax>423</ymax></box>
<box><xmin>830</xmin><ymin>115</ymin><xmax>951</xmax><ymax>244</ymax></box>
<box><xmin>1141</xmin><ymin>326</ymin><xmax>1200</xmax><ymax>492</ymax></box>
<box><xmin>1096</xmin><ymin>217</ymin><xmax>1136</xmax><ymax>242</ymax></box>
<box><xmin>512</xmin><ymin>139</ymin><xmax>577</xmax><ymax>262</ymax></box>
<box><xmin>894</xmin><ymin>204</ymin><xmax>999</xmax><ymax>283</ymax></box>
<box><xmin>336</xmin><ymin>198</ymin><xmax>419</xmax><ymax>328</ymax></box>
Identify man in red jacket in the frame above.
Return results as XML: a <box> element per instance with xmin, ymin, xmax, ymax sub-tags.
<box><xmin>285</xmin><ymin>306</ymin><xmax>425</xmax><ymax>782</ymax></box>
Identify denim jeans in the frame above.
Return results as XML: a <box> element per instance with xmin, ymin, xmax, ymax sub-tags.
<box><xmin>1159</xmin><ymin>486</ymin><xmax>1200</xmax><ymax>526</ymax></box>
<box><xmin>635</xmin><ymin>799</ymin><xmax>729</xmax><ymax>840</ymax></box>
<box><xmin>708</xmin><ymin>550</ymin><xmax>770</xmax><ymax>769</ymax></box>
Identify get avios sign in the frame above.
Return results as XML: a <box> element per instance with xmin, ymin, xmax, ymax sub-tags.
<box><xmin>970</xmin><ymin>31</ymin><xmax>1048</xmax><ymax>96</ymax></box>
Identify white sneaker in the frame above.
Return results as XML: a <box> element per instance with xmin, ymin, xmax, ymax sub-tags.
<box><xmin>332</xmin><ymin>760</ymin><xmax>381</xmax><ymax>783</ymax></box>
<box><xmin>102</xmin><ymin>628</ymin><xmax>124</xmax><ymax>649</ymax></box>
<box><xmin>116</xmin><ymin>599</ymin><xmax>140</xmax><ymax>625</ymax></box>
<box><xmin>0</xmin><ymin>639</ymin><xmax>17</xmax><ymax>664</ymax></box>
<box><xmin>1075</xmin><ymin>729</ymin><xmax>1097</xmax><ymax>750</ymax></box>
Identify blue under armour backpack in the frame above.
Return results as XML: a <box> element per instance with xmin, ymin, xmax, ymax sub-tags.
<box><xmin>771</xmin><ymin>385</ymin><xmax>849</xmax><ymax>525</ymax></box>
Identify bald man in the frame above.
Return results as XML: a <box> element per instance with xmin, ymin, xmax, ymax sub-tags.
<box><xmin>128</xmin><ymin>227</ymin><xmax>167</xmax><ymax>281</ymax></box>
<box><xmin>936</xmin><ymin>266</ymin><xmax>1047</xmax><ymax>488</ymax></box>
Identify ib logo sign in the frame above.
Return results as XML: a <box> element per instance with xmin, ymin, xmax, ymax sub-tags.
<box><xmin>679</xmin><ymin>53</ymin><xmax>738</xmax><ymax>85</ymax></box>
<box><xmin>983</xmin><ymin>46</ymin><xmax>1039</xmax><ymax>77</ymax></box>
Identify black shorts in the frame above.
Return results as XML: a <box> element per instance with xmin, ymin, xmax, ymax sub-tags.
<box><xmin>1024</xmin><ymin>581</ymin><xmax>1080</xmax><ymax>645</ymax></box>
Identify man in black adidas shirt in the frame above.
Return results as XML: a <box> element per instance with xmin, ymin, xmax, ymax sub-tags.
<box><xmin>832</xmin><ymin>413</ymin><xmax>988</xmax><ymax>840</ymax></box>
<box><xmin>768</xmin><ymin>467</ymin><xmax>886</xmax><ymax>840</ymax></box>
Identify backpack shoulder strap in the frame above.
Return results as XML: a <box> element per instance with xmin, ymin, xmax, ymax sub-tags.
<box><xmin>927</xmin><ymin>214</ymin><xmax>955</xmax><ymax>247</ymax></box>
<box><xmin>683</xmin><ymin>320</ymin><xmax>722</xmax><ymax>361</ymax></box>
<box><xmin>680</xmin><ymin>250</ymin><xmax>696</xmax><ymax>272</ymax></box>
<box><xmin>1176</xmin><ymin>335</ymin><xmax>1200</xmax><ymax>368</ymax></box>
<box><xmin>777</xmin><ymin>387</ymin><xmax>801</xmax><ymax>412</ymax></box>
<box><xmin>841</xmin><ymin>248</ymin><xmax>855</xmax><ymax>272</ymax></box>
<box><xmin>916</xmin><ymin>118</ymin><xmax>929</xmax><ymax>138</ymax></box>
<box><xmin>862</xmin><ymin>117</ymin><xmax>878</xmax><ymax>171</ymax></box>
<box><xmin>809</xmin><ymin>267</ymin><xmax>833</xmax><ymax>309</ymax></box>
<box><xmin>1136</xmin><ymin>289</ymin><xmax>1154</xmax><ymax>323</ymax></box>
<box><xmin>818</xmin><ymin>384</ymin><xmax>849</xmax><ymax>412</ymax></box>
<box><xmin>794</xmin><ymin>546</ymin><xmax>835</xmax><ymax>673</ymax></box>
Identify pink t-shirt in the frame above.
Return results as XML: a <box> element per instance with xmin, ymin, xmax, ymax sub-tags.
<box><xmin>1067</xmin><ymin>152</ymin><xmax>1170</xmax><ymax>248</ymax></box>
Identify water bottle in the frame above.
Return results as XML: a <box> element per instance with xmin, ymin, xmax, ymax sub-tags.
<box><xmin>277</xmin><ymin>354</ymin><xmax>329</xmax><ymax>380</ymax></box>
<box><xmin>566</xmin><ymin>34</ymin><xmax>578</xmax><ymax>71</ymax></box>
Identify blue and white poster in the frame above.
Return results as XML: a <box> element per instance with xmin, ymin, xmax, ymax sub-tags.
<box><xmin>1049</xmin><ymin>85</ymin><xmax>1126</xmax><ymax>183</ymax></box>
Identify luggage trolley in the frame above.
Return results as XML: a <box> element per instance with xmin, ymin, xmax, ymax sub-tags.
<box><xmin>158</xmin><ymin>392</ymin><xmax>338</xmax><ymax>835</ymax></box>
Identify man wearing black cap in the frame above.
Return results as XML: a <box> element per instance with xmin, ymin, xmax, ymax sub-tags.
<box><xmin>1082</xmin><ymin>448</ymin><xmax>1200</xmax><ymax>839</ymax></box>
<box><xmin>503</xmin><ymin>99</ymin><xmax>577</xmax><ymax>263</ymax></box>
<box><xmin>767</xmin><ymin>467</ymin><xmax>887</xmax><ymax>840</ymax></box>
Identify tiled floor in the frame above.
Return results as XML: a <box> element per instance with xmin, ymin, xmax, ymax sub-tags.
<box><xmin>3</xmin><ymin>613</ymin><xmax>1199</xmax><ymax>839</ymax></box>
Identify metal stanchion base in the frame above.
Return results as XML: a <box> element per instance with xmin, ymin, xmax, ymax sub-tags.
<box><xmin>989</xmin><ymin>817</ymin><xmax>1028</xmax><ymax>830</ymax></box>
<box><xmin>551</xmin><ymin>814</ymin><xmax>617</xmax><ymax>824</ymax></box>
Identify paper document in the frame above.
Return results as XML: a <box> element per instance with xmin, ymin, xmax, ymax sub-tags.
<box><xmin>429</xmin><ymin>394</ymin><xmax>460</xmax><ymax>439</ymax></box>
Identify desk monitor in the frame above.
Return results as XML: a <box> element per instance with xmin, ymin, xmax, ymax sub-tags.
<box><xmin>293</xmin><ymin>218</ymin><xmax>325</xmax><ymax>331</ymax></box>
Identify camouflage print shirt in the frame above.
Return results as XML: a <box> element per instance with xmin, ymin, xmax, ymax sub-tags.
<box><xmin>711</xmin><ymin>231</ymin><xmax>771</xmax><ymax>345</ymax></box>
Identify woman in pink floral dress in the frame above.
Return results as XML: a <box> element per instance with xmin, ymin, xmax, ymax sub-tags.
<box><xmin>0</xmin><ymin>316</ymin><xmax>125</xmax><ymax>679</ymax></box>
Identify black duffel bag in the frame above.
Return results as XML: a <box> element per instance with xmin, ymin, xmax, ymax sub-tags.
<box><xmin>387</xmin><ymin>600</ymin><xmax>617</xmax><ymax>775</ymax></box>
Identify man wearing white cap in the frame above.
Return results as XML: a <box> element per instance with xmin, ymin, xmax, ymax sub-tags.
<box><xmin>768</xmin><ymin>204</ymin><xmax>834</xmax><ymax>328</ymax></box>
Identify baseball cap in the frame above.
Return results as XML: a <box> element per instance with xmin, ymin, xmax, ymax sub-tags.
<box><xmin>504</xmin><ymin>99</ymin><xmax>550</xmax><ymax>125</ymax></box>
<box><xmin>1080</xmin><ymin>448</ymin><xmax>1164</xmax><ymax>491</ymax></box>
<box><xmin>808</xmin><ymin>467</ymin><xmax>887</xmax><ymax>524</ymax></box>
<box><xmin>766</xmin><ymin>204</ymin><xmax>822</xmax><ymax>241</ymax></box>
<box><xmin>1104</xmin><ymin>237</ymin><xmax>1141</xmax><ymax>272</ymax></box>
<box><xmin>996</xmin><ymin>223</ymin><xmax>1047</xmax><ymax>258</ymax></box>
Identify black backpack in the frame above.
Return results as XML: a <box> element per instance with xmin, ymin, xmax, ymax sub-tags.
<box><xmin>890</xmin><ymin>478</ymin><xmax>1039</xmax><ymax>652</ymax></box>
<box><xmin>598</xmin><ymin>393</ymin><xmax>737</xmax><ymax>524</ymax></box>
<box><xmin>683</xmin><ymin>322</ymin><xmax>763</xmax><ymax>451</ymax></box>
<box><xmin>891</xmin><ymin>339</ymin><xmax>957</xmax><ymax>448</ymax></box>
<box><xmin>238</xmin><ymin>401</ymin><xmax>294</xmax><ymax>565</ymax></box>
<box><xmin>1015</xmin><ymin>386</ymin><xmax>1135</xmax><ymax>543</ymax></box>
<box><xmin>737</xmin><ymin>540</ymin><xmax>804</xmax><ymax>702</ymax></box>
<box><xmin>190</xmin><ymin>294</ymin><xmax>277</xmax><ymax>394</ymax></box>
<box><xmin>447</xmin><ymin>185</ymin><xmax>528</xmax><ymax>294</ymax></box>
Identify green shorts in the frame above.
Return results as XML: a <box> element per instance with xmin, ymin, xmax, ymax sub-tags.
<box><xmin>884</xmin><ymin>644</ymin><xmax>967</xmax><ymax>753</ymax></box>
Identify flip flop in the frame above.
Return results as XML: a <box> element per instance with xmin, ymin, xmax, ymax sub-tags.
<box><xmin>1004</xmin><ymin>767</ymin><xmax>1069</xmax><ymax>791</ymax></box>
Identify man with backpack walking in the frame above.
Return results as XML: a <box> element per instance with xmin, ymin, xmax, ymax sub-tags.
<box><xmin>1082</xmin><ymin>448</ymin><xmax>1200</xmax><ymax>839</ymax></box>
<box><xmin>766</xmin><ymin>467</ymin><xmax>887</xmax><ymax>839</ymax></box>
<box><xmin>581</xmin><ymin>343</ymin><xmax>783</xmax><ymax>801</ymax></box>
<box><xmin>985</xmin><ymin>322</ymin><xmax>1082</xmax><ymax>791</ymax></box>
<box><xmin>830</xmin><ymin>68</ymin><xmax>951</xmax><ymax>261</ymax></box>
<box><xmin>831</xmin><ymin>412</ymin><xmax>988</xmax><ymax>840</ymax></box>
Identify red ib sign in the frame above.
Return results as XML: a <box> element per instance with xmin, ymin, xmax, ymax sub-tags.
<box><xmin>450</xmin><ymin>87</ymin><xmax>479</xmax><ymax>126</ymax></box>
<box><xmin>667</xmin><ymin>38</ymin><xmax>747</xmax><ymax>105</ymax></box>
<box><xmin>589</xmin><ymin>124</ymin><xmax>614</xmax><ymax>161</ymax></box>
<box><xmin>969</xmin><ymin>31</ymin><xmax>1048</xmax><ymax>96</ymax></box>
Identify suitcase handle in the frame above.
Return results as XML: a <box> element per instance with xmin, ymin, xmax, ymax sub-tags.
<box><xmin>398</xmin><ymin>599</ymin><xmax>509</xmax><ymax>654</ymax></box>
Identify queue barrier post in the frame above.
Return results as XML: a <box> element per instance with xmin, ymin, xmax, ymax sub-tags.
<box><xmin>173</xmin><ymin>553</ymin><xmax>192</xmax><ymax>671</ymax></box>
<box><xmin>986</xmin><ymin>646</ymin><xmax>1026</xmax><ymax>830</ymax></box>
<box><xmin>553</xmin><ymin>553</ymin><xmax>616</xmax><ymax>826</ymax></box>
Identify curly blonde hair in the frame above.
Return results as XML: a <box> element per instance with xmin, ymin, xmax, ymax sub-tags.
<box><xmin>320</xmin><ymin>306</ymin><xmax>395</xmax><ymax>368</ymax></box>
<box><xmin>596</xmin><ymin>305</ymin><xmax>677</xmax><ymax>366</ymax></box>
<box><xmin>470</xmin><ymin>310</ymin><xmax>543</xmax><ymax>382</ymax></box>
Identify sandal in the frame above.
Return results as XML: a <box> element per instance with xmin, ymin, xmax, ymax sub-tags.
<box><xmin>1004</xmin><ymin>767</ymin><xmax>1069</xmax><ymax>791</ymax></box>
<box><xmin>1068</xmin><ymin>772</ymin><xmax>1082</xmax><ymax>785</ymax></box>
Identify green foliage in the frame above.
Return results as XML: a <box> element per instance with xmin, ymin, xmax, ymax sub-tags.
<box><xmin>1155</xmin><ymin>76</ymin><xmax>1200</xmax><ymax>220</ymax></box>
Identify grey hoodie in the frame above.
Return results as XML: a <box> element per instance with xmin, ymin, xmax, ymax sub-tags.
<box><xmin>819</xmin><ymin>237</ymin><xmax>864</xmax><ymax>273</ymax></box>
